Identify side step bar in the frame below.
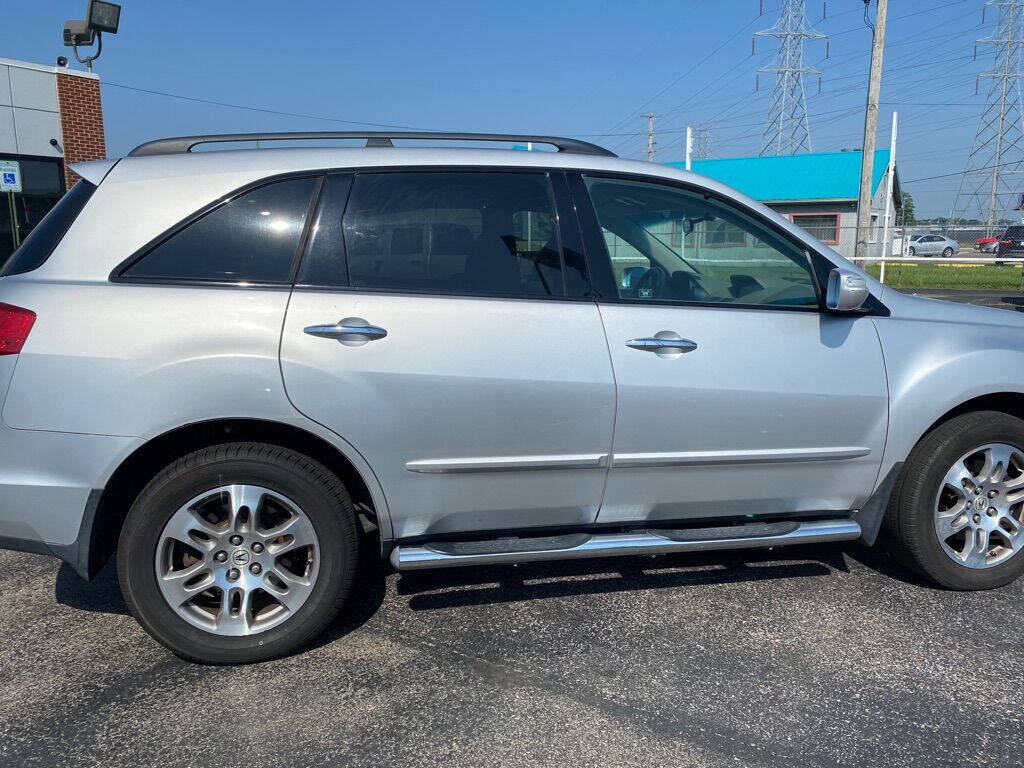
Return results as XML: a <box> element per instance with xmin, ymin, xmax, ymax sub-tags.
<box><xmin>390</xmin><ymin>519</ymin><xmax>861</xmax><ymax>571</ymax></box>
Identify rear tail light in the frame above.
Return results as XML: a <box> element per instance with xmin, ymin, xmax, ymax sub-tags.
<box><xmin>0</xmin><ymin>303</ymin><xmax>36</xmax><ymax>356</ymax></box>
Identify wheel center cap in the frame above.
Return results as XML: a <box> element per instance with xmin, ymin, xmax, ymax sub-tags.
<box><xmin>975</xmin><ymin>497</ymin><xmax>987</xmax><ymax>511</ymax></box>
<box><xmin>230</xmin><ymin>549</ymin><xmax>251</xmax><ymax>566</ymax></box>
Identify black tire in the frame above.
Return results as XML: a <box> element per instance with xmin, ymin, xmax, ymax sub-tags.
<box><xmin>942</xmin><ymin>247</ymin><xmax>954</xmax><ymax>258</ymax></box>
<box><xmin>883</xmin><ymin>411</ymin><xmax>1024</xmax><ymax>590</ymax></box>
<box><xmin>908</xmin><ymin>246</ymin><xmax>916</xmax><ymax>257</ymax></box>
<box><xmin>118</xmin><ymin>443</ymin><xmax>359</xmax><ymax>664</ymax></box>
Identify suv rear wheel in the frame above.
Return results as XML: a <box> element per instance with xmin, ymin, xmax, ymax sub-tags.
<box><xmin>885</xmin><ymin>411</ymin><xmax>1024</xmax><ymax>589</ymax></box>
<box><xmin>118</xmin><ymin>443</ymin><xmax>359</xmax><ymax>664</ymax></box>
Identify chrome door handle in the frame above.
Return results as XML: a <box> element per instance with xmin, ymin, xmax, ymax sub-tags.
<box><xmin>304</xmin><ymin>316</ymin><xmax>387</xmax><ymax>347</ymax></box>
<box><xmin>626</xmin><ymin>331</ymin><xmax>697</xmax><ymax>358</ymax></box>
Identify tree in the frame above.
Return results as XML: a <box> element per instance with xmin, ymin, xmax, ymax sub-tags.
<box><xmin>900</xmin><ymin>191</ymin><xmax>916</xmax><ymax>226</ymax></box>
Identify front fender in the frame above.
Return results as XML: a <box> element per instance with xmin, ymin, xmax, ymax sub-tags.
<box><xmin>874</xmin><ymin>307</ymin><xmax>1024</xmax><ymax>480</ymax></box>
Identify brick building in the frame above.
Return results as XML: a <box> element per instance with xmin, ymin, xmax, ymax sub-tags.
<box><xmin>1</xmin><ymin>57</ymin><xmax>106</xmax><ymax>264</ymax></box>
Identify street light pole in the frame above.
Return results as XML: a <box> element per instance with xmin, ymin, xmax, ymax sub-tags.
<box><xmin>854</xmin><ymin>0</ymin><xmax>888</xmax><ymax>262</ymax></box>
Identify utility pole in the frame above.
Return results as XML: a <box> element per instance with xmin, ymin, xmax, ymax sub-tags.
<box><xmin>646</xmin><ymin>113</ymin><xmax>656</xmax><ymax>161</ymax></box>
<box><xmin>685</xmin><ymin>126</ymin><xmax>693</xmax><ymax>170</ymax></box>
<box><xmin>854</xmin><ymin>0</ymin><xmax>888</xmax><ymax>262</ymax></box>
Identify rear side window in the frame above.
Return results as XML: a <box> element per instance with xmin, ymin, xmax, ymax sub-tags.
<box><xmin>299</xmin><ymin>171</ymin><xmax>565</xmax><ymax>297</ymax></box>
<box><xmin>0</xmin><ymin>180</ymin><xmax>95</xmax><ymax>276</ymax></box>
<box><xmin>120</xmin><ymin>177</ymin><xmax>319</xmax><ymax>283</ymax></box>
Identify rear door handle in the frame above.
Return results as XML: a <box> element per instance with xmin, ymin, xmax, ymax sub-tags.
<box><xmin>304</xmin><ymin>316</ymin><xmax>387</xmax><ymax>347</ymax></box>
<box><xmin>626</xmin><ymin>331</ymin><xmax>697</xmax><ymax>358</ymax></box>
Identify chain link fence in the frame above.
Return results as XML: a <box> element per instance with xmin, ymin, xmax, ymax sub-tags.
<box><xmin>811</xmin><ymin>223</ymin><xmax>1024</xmax><ymax>292</ymax></box>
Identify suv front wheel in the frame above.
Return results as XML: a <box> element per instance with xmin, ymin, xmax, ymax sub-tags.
<box><xmin>118</xmin><ymin>443</ymin><xmax>359</xmax><ymax>664</ymax></box>
<box><xmin>886</xmin><ymin>411</ymin><xmax>1024</xmax><ymax>590</ymax></box>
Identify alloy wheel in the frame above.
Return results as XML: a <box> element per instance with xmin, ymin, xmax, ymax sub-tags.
<box><xmin>154</xmin><ymin>484</ymin><xmax>320</xmax><ymax>635</ymax></box>
<box><xmin>933</xmin><ymin>443</ymin><xmax>1024</xmax><ymax>569</ymax></box>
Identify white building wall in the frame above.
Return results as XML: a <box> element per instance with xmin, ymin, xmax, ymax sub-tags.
<box><xmin>0</xmin><ymin>59</ymin><xmax>63</xmax><ymax>159</ymax></box>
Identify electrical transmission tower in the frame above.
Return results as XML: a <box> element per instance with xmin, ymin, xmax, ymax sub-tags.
<box><xmin>694</xmin><ymin>124</ymin><xmax>714</xmax><ymax>159</ymax></box>
<box><xmin>953</xmin><ymin>1</ymin><xmax>1024</xmax><ymax>231</ymax></box>
<box><xmin>755</xmin><ymin>0</ymin><xmax>826</xmax><ymax>156</ymax></box>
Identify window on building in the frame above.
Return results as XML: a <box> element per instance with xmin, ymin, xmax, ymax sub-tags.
<box><xmin>121</xmin><ymin>177</ymin><xmax>319</xmax><ymax>283</ymax></box>
<box><xmin>790</xmin><ymin>213</ymin><xmax>840</xmax><ymax>245</ymax></box>
<box><xmin>702</xmin><ymin>219</ymin><xmax>748</xmax><ymax>247</ymax></box>
<box><xmin>0</xmin><ymin>156</ymin><xmax>66</xmax><ymax>270</ymax></box>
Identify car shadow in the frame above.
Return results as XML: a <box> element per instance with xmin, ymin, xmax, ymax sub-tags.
<box><xmin>396</xmin><ymin>543</ymin><xmax>855</xmax><ymax>612</ymax></box>
<box><xmin>52</xmin><ymin>538</ymin><xmax>939</xmax><ymax>653</ymax></box>
<box><xmin>55</xmin><ymin>558</ymin><xmax>129</xmax><ymax>616</ymax></box>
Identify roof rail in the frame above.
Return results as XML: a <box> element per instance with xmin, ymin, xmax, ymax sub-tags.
<box><xmin>127</xmin><ymin>131</ymin><xmax>617</xmax><ymax>158</ymax></box>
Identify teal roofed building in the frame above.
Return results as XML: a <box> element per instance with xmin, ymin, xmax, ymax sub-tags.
<box><xmin>666</xmin><ymin>149</ymin><xmax>901</xmax><ymax>259</ymax></box>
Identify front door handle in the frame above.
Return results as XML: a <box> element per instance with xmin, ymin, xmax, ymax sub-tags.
<box><xmin>626</xmin><ymin>331</ymin><xmax>697</xmax><ymax>359</ymax></box>
<box><xmin>304</xmin><ymin>316</ymin><xmax>388</xmax><ymax>347</ymax></box>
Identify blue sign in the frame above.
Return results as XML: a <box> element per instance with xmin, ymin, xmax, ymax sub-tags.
<box><xmin>2</xmin><ymin>173</ymin><xmax>14</xmax><ymax>185</ymax></box>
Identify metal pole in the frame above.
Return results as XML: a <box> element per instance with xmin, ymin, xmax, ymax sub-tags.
<box><xmin>854</xmin><ymin>0</ymin><xmax>888</xmax><ymax>262</ymax></box>
<box><xmin>879</xmin><ymin>111</ymin><xmax>897</xmax><ymax>285</ymax></box>
<box><xmin>685</xmin><ymin>126</ymin><xmax>693</xmax><ymax>171</ymax></box>
<box><xmin>7</xmin><ymin>191</ymin><xmax>20</xmax><ymax>248</ymax></box>
<box><xmin>646</xmin><ymin>113</ymin><xmax>655</xmax><ymax>161</ymax></box>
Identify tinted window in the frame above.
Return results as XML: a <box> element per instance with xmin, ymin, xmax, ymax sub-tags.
<box><xmin>122</xmin><ymin>177</ymin><xmax>318</xmax><ymax>283</ymax></box>
<box><xmin>1</xmin><ymin>180</ymin><xmax>95</xmax><ymax>276</ymax></box>
<box><xmin>326</xmin><ymin>172</ymin><xmax>563</xmax><ymax>296</ymax></box>
<box><xmin>584</xmin><ymin>176</ymin><xmax>818</xmax><ymax>308</ymax></box>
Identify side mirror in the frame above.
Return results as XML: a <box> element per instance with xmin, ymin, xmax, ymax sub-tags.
<box><xmin>826</xmin><ymin>268</ymin><xmax>869</xmax><ymax>312</ymax></box>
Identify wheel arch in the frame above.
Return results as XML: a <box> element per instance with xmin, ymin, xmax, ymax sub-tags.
<box><xmin>921</xmin><ymin>392</ymin><xmax>1024</xmax><ymax>440</ymax></box>
<box><xmin>85</xmin><ymin>418</ymin><xmax>388</xmax><ymax>579</ymax></box>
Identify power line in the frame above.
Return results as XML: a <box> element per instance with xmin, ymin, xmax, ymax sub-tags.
<box><xmin>102</xmin><ymin>81</ymin><xmax>445</xmax><ymax>131</ymax></box>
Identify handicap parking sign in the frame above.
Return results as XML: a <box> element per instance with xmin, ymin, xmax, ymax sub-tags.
<box><xmin>0</xmin><ymin>160</ymin><xmax>21</xmax><ymax>193</ymax></box>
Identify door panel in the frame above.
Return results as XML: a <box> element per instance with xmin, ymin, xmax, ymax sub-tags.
<box><xmin>281</xmin><ymin>293</ymin><xmax>614</xmax><ymax>538</ymax></box>
<box><xmin>571</xmin><ymin>172</ymin><xmax>888</xmax><ymax>524</ymax></box>
<box><xmin>280</xmin><ymin>169</ymin><xmax>614</xmax><ymax>541</ymax></box>
<box><xmin>596</xmin><ymin>304</ymin><xmax>887</xmax><ymax>523</ymax></box>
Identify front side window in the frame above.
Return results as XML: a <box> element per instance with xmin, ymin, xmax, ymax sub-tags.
<box><xmin>584</xmin><ymin>176</ymin><xmax>819</xmax><ymax>308</ymax></box>
<box><xmin>121</xmin><ymin>177</ymin><xmax>319</xmax><ymax>283</ymax></box>
<box><xmin>335</xmin><ymin>172</ymin><xmax>564</xmax><ymax>296</ymax></box>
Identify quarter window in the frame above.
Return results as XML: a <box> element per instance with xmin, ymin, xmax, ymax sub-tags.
<box><xmin>583</xmin><ymin>176</ymin><xmax>819</xmax><ymax>308</ymax></box>
<box><xmin>121</xmin><ymin>177</ymin><xmax>319</xmax><ymax>283</ymax></box>
<box><xmin>309</xmin><ymin>171</ymin><xmax>564</xmax><ymax>296</ymax></box>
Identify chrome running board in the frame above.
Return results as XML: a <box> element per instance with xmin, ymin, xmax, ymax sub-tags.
<box><xmin>390</xmin><ymin>519</ymin><xmax>862</xmax><ymax>571</ymax></box>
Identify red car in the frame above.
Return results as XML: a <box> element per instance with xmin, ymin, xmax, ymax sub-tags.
<box><xmin>976</xmin><ymin>225</ymin><xmax>1024</xmax><ymax>254</ymax></box>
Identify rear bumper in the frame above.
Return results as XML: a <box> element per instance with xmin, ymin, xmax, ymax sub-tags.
<box><xmin>0</xmin><ymin>415</ymin><xmax>141</xmax><ymax>578</ymax></box>
<box><xmin>0</xmin><ymin>489</ymin><xmax>101</xmax><ymax>578</ymax></box>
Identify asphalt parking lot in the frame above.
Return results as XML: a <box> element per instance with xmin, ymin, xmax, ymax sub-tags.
<box><xmin>2</xmin><ymin>539</ymin><xmax>1023</xmax><ymax>768</ymax></box>
<box><xmin>3</xmin><ymin>293</ymin><xmax>1024</xmax><ymax>768</ymax></box>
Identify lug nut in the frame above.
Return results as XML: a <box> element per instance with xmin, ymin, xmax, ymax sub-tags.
<box><xmin>973</xmin><ymin>514</ymin><xmax>982</xmax><ymax>524</ymax></box>
<box><xmin>214</xmin><ymin>550</ymin><xmax>228</xmax><ymax>563</ymax></box>
<box><xmin>229</xmin><ymin>534</ymin><xmax>243</xmax><ymax>545</ymax></box>
<box><xmin>249</xmin><ymin>563</ymin><xmax>262</xmax><ymax>575</ymax></box>
<box><xmin>988</xmin><ymin>507</ymin><xmax>998</xmax><ymax>516</ymax></box>
<box><xmin>975</xmin><ymin>487</ymin><xmax>983</xmax><ymax>495</ymax></box>
<box><xmin>251</xmin><ymin>542</ymin><xmax>264</xmax><ymax>554</ymax></box>
<box><xmin>227</xmin><ymin>568</ymin><xmax>240</xmax><ymax>581</ymax></box>
<box><xmin>989</xmin><ymin>490</ymin><xmax>999</xmax><ymax>498</ymax></box>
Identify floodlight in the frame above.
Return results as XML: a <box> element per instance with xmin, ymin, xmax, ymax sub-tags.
<box><xmin>63</xmin><ymin>20</ymin><xmax>95</xmax><ymax>47</ymax></box>
<box><xmin>87</xmin><ymin>1</ymin><xmax>121</xmax><ymax>34</ymax></box>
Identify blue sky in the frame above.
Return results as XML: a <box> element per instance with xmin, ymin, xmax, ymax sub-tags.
<box><xmin>0</xmin><ymin>0</ymin><xmax>999</xmax><ymax>216</ymax></box>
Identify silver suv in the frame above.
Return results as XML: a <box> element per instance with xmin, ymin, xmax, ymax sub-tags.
<box><xmin>2</xmin><ymin>131</ymin><xmax>1023</xmax><ymax>664</ymax></box>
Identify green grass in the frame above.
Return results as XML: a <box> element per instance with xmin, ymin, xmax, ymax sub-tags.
<box><xmin>864</xmin><ymin>262</ymin><xmax>1024</xmax><ymax>291</ymax></box>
